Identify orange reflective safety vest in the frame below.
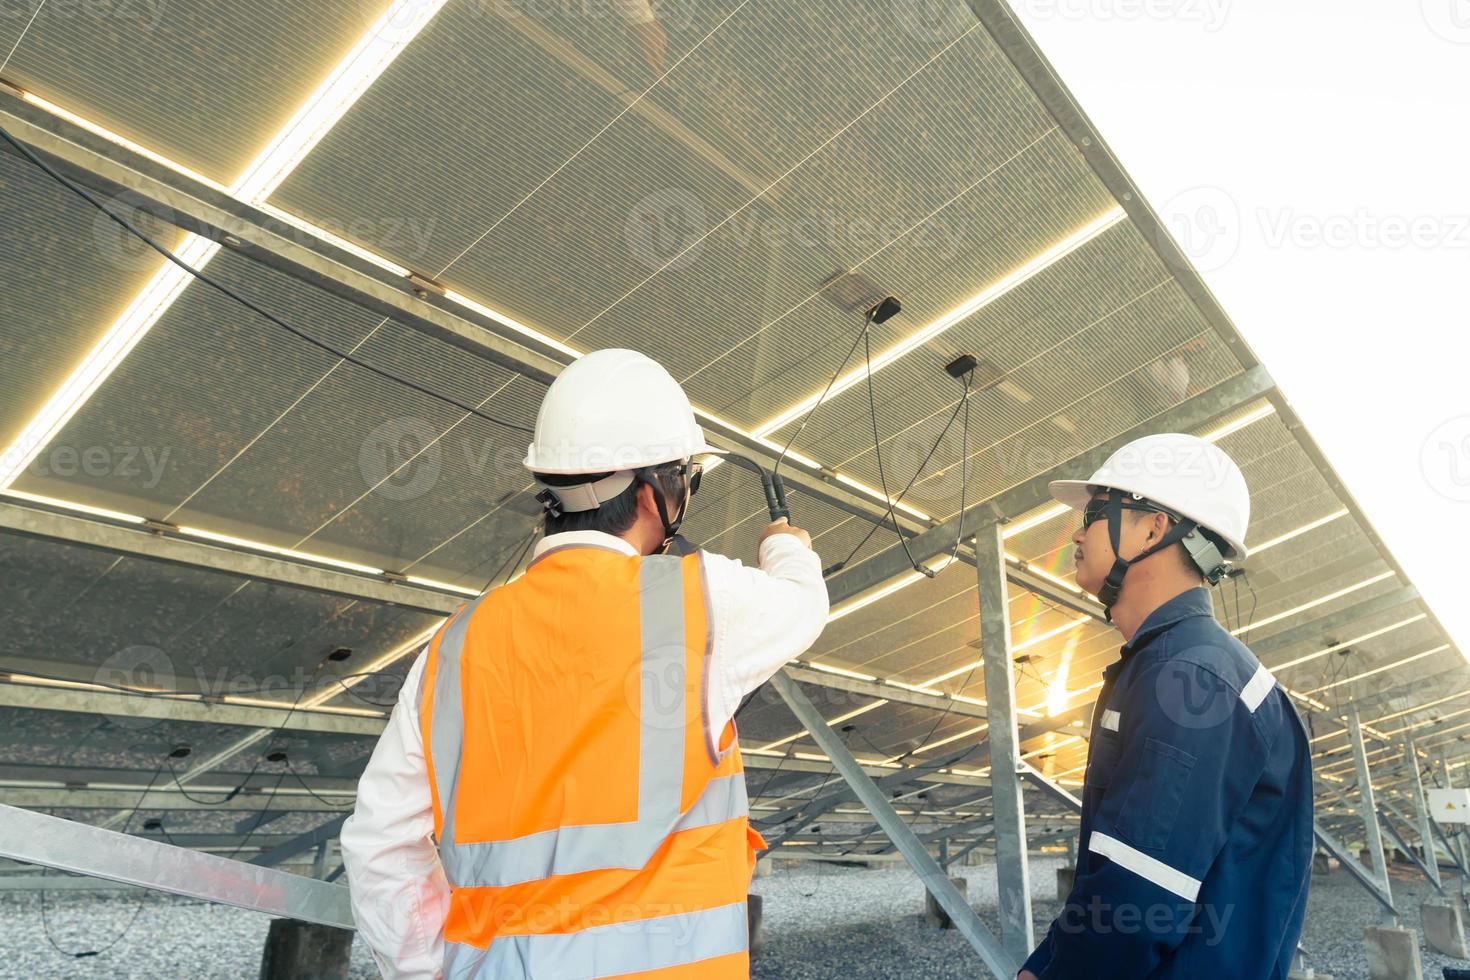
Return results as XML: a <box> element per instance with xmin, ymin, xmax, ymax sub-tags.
<box><xmin>420</xmin><ymin>543</ymin><xmax>762</xmax><ymax>978</ymax></box>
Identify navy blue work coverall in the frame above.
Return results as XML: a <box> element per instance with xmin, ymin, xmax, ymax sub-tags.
<box><xmin>1022</xmin><ymin>588</ymin><xmax>1314</xmax><ymax>979</ymax></box>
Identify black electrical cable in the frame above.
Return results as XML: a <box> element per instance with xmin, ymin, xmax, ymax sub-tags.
<box><xmin>862</xmin><ymin>328</ymin><xmax>927</xmax><ymax>576</ymax></box>
<box><xmin>285</xmin><ymin>759</ymin><xmax>355</xmax><ymax>809</ymax></box>
<box><xmin>0</xmin><ymin>123</ymin><xmax>533</xmax><ymax>436</ymax></box>
<box><xmin>164</xmin><ymin>749</ymin><xmax>274</xmax><ymax>806</ymax></box>
<box><xmin>496</xmin><ymin>525</ymin><xmax>540</xmax><ymax>587</ymax></box>
<box><xmin>826</xmin><ymin>370</ymin><xmax>970</xmax><ymax>576</ymax></box>
<box><xmin>148</xmin><ymin>818</ymin><xmax>182</xmax><ymax>849</ymax></box>
<box><xmin>38</xmin><ymin>760</ymin><xmax>163</xmax><ymax>960</ymax></box>
<box><xmin>770</xmin><ymin>309</ymin><xmax>876</xmax><ymax>482</ymax></box>
<box><xmin>752</xmin><ymin>746</ymin><xmax>798</xmax><ymax>812</ymax></box>
<box><xmin>161</xmin><ymin>659</ymin><xmax>325</xmax><ymax>814</ymax></box>
<box><xmin>945</xmin><ymin>370</ymin><xmax>973</xmax><ymax>570</ymax></box>
<box><xmin>223</xmin><ymin>772</ymin><xmax>288</xmax><ymax>863</ymax></box>
<box><xmin>1237</xmin><ymin>568</ymin><xmax>1260</xmax><ymax>646</ymax></box>
<box><xmin>320</xmin><ymin>671</ymin><xmax>403</xmax><ymax>709</ymax></box>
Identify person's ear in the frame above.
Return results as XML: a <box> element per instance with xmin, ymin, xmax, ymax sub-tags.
<box><xmin>1148</xmin><ymin>511</ymin><xmax>1171</xmax><ymax>547</ymax></box>
<box><xmin>636</xmin><ymin>481</ymin><xmax>659</xmax><ymax>519</ymax></box>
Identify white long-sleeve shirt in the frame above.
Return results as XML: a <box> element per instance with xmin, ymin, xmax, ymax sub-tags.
<box><xmin>341</xmin><ymin>530</ymin><xmax>829</xmax><ymax>979</ymax></box>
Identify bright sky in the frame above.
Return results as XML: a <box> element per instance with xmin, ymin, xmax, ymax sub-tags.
<box><xmin>1008</xmin><ymin>0</ymin><xmax>1470</xmax><ymax>655</ymax></box>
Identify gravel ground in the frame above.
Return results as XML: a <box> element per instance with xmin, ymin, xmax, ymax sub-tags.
<box><xmin>1297</xmin><ymin>860</ymin><xmax>1470</xmax><ymax>980</ymax></box>
<box><xmin>0</xmin><ymin>890</ymin><xmax>382</xmax><ymax>979</ymax></box>
<box><xmin>749</xmin><ymin>856</ymin><xmax>1070</xmax><ymax>979</ymax></box>
<box><xmin>4</xmin><ymin>855</ymin><xmax>1470</xmax><ymax>978</ymax></box>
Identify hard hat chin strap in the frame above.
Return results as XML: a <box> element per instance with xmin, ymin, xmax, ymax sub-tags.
<box><xmin>636</xmin><ymin>467</ymin><xmax>692</xmax><ymax>555</ymax></box>
<box><xmin>1096</xmin><ymin>488</ymin><xmax>1198</xmax><ymax>622</ymax></box>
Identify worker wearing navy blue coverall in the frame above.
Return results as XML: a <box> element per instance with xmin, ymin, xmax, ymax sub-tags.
<box><xmin>1020</xmin><ymin>492</ymin><xmax>1314</xmax><ymax>979</ymax></box>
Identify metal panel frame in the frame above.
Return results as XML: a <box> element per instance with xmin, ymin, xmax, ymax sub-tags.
<box><xmin>0</xmin><ymin>499</ymin><xmax>463</xmax><ymax>614</ymax></box>
<box><xmin>0</xmin><ymin>680</ymin><xmax>387</xmax><ymax>736</ymax></box>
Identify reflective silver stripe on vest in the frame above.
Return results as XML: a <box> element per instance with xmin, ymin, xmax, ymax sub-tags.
<box><xmin>442</xmin><ymin>901</ymin><xmax>748</xmax><ymax>979</ymax></box>
<box><xmin>430</xmin><ymin>599</ymin><xmax>485</xmax><ymax>851</ymax></box>
<box><xmin>430</xmin><ymin>555</ymin><xmax>745</xmax><ymax>888</ymax></box>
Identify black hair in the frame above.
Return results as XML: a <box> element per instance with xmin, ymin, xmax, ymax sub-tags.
<box><xmin>539</xmin><ymin>464</ymin><xmax>685</xmax><ymax>537</ymax></box>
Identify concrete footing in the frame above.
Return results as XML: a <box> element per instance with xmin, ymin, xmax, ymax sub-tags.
<box><xmin>963</xmin><ymin>849</ymin><xmax>984</xmax><ymax>866</ymax></box>
<box><xmin>1423</xmin><ymin>900</ymin><xmax>1469</xmax><ymax>959</ymax></box>
<box><xmin>1313</xmin><ymin>853</ymin><xmax>1338</xmax><ymax>874</ymax></box>
<box><xmin>747</xmin><ymin>894</ymin><xmax>764</xmax><ymax>958</ymax></box>
<box><xmin>1056</xmin><ymin>866</ymin><xmax>1076</xmax><ymax>901</ymax></box>
<box><xmin>259</xmin><ymin>919</ymin><xmax>353</xmax><ymax>980</ymax></box>
<box><xmin>1364</xmin><ymin>925</ymin><xmax>1423</xmax><ymax>980</ymax></box>
<box><xmin>752</xmin><ymin>856</ymin><xmax>773</xmax><ymax>879</ymax></box>
<box><xmin>922</xmin><ymin>876</ymin><xmax>969</xmax><ymax>929</ymax></box>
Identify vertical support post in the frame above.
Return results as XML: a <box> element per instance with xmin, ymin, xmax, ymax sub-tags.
<box><xmin>312</xmin><ymin>840</ymin><xmax>331</xmax><ymax>880</ymax></box>
<box><xmin>1348</xmin><ymin>706</ymin><xmax>1393</xmax><ymax>914</ymax></box>
<box><xmin>1404</xmin><ymin>732</ymin><xmax>1440</xmax><ymax>888</ymax></box>
<box><xmin>939</xmin><ymin>836</ymin><xmax>951</xmax><ymax>871</ymax></box>
<box><xmin>975</xmin><ymin>520</ymin><xmax>1035</xmax><ymax>962</ymax></box>
<box><xmin>769</xmin><ymin>671</ymin><xmax>1020</xmax><ymax>979</ymax></box>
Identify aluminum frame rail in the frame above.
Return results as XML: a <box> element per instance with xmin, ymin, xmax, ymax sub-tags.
<box><xmin>0</xmin><ymin>804</ymin><xmax>353</xmax><ymax>929</ymax></box>
<box><xmin>769</xmin><ymin>671</ymin><xmax>1020</xmax><ymax>979</ymax></box>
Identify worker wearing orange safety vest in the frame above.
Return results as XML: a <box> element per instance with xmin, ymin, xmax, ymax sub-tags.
<box><xmin>342</xmin><ymin>349</ymin><xmax>830</xmax><ymax>978</ymax></box>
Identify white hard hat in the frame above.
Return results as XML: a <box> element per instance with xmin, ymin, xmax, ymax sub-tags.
<box><xmin>524</xmin><ymin>349</ymin><xmax>712</xmax><ymax>476</ymax></box>
<box><xmin>1048</xmin><ymin>432</ymin><xmax>1251</xmax><ymax>559</ymax></box>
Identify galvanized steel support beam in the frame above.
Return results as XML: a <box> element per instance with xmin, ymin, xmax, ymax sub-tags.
<box><xmin>975</xmin><ymin>520</ymin><xmax>1034</xmax><ymax>962</ymax></box>
<box><xmin>0</xmin><ymin>805</ymin><xmax>353</xmax><ymax>929</ymax></box>
<box><xmin>1019</xmin><ymin>761</ymin><xmax>1082</xmax><ymax>813</ymax></box>
<box><xmin>769</xmin><ymin>671</ymin><xmax>1019</xmax><ymax>979</ymax></box>
<box><xmin>1347</xmin><ymin>707</ymin><xmax>1393</xmax><ymax>908</ymax></box>
<box><xmin>1403</xmin><ymin>732</ymin><xmax>1441</xmax><ymax>887</ymax></box>
<box><xmin>1377</xmin><ymin>806</ymin><xmax>1443</xmax><ymax>895</ymax></box>
<box><xmin>1313</xmin><ymin>820</ymin><xmax>1396</xmax><ymax>916</ymax></box>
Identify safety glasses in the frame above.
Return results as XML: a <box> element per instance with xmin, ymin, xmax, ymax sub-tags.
<box><xmin>1082</xmin><ymin>497</ymin><xmax>1110</xmax><ymax>531</ymax></box>
<box><xmin>1081</xmin><ymin>494</ymin><xmax>1178</xmax><ymax>531</ymax></box>
<box><xmin>657</xmin><ymin>459</ymin><xmax>702</xmax><ymax>498</ymax></box>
